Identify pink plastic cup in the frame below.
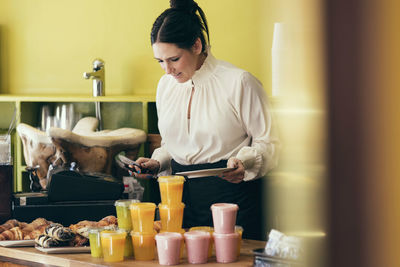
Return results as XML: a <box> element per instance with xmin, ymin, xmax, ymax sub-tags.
<box><xmin>155</xmin><ymin>232</ymin><xmax>182</xmax><ymax>265</ymax></box>
<box><xmin>184</xmin><ymin>231</ymin><xmax>211</xmax><ymax>264</ymax></box>
<box><xmin>213</xmin><ymin>232</ymin><xmax>239</xmax><ymax>263</ymax></box>
<box><xmin>211</xmin><ymin>203</ymin><xmax>239</xmax><ymax>234</ymax></box>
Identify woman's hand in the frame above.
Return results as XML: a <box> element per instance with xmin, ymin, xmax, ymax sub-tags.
<box><xmin>130</xmin><ymin>157</ymin><xmax>160</xmax><ymax>179</ymax></box>
<box><xmin>219</xmin><ymin>158</ymin><xmax>245</xmax><ymax>183</ymax></box>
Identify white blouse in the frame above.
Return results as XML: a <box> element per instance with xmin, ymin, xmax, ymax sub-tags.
<box><xmin>151</xmin><ymin>51</ymin><xmax>279</xmax><ymax>181</ymax></box>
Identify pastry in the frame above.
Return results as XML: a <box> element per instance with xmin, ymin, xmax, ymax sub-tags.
<box><xmin>45</xmin><ymin>224</ymin><xmax>75</xmax><ymax>241</ymax></box>
<box><xmin>0</xmin><ymin>227</ymin><xmax>23</xmax><ymax>241</ymax></box>
<box><xmin>0</xmin><ymin>219</ymin><xmax>21</xmax><ymax>234</ymax></box>
<box><xmin>35</xmin><ymin>234</ymin><xmax>60</xmax><ymax>248</ymax></box>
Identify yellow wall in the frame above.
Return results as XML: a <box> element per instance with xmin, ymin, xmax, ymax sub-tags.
<box><xmin>0</xmin><ymin>0</ymin><xmax>273</xmax><ymax>96</ymax></box>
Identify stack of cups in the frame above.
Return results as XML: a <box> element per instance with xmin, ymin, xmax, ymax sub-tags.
<box><xmin>115</xmin><ymin>199</ymin><xmax>140</xmax><ymax>258</ymax></box>
<box><xmin>211</xmin><ymin>203</ymin><xmax>240</xmax><ymax>263</ymax></box>
<box><xmin>157</xmin><ymin>176</ymin><xmax>185</xmax><ymax>233</ymax></box>
<box><xmin>155</xmin><ymin>176</ymin><xmax>186</xmax><ymax>265</ymax></box>
<box><xmin>129</xmin><ymin>202</ymin><xmax>157</xmax><ymax>260</ymax></box>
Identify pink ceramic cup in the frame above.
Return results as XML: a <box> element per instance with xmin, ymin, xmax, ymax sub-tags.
<box><xmin>213</xmin><ymin>232</ymin><xmax>239</xmax><ymax>263</ymax></box>
<box><xmin>211</xmin><ymin>203</ymin><xmax>239</xmax><ymax>234</ymax></box>
<box><xmin>155</xmin><ymin>232</ymin><xmax>182</xmax><ymax>266</ymax></box>
<box><xmin>184</xmin><ymin>230</ymin><xmax>211</xmax><ymax>264</ymax></box>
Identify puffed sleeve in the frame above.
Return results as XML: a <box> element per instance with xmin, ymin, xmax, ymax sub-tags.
<box><xmin>151</xmin><ymin>75</ymin><xmax>173</xmax><ymax>174</ymax></box>
<box><xmin>151</xmin><ymin>141</ymin><xmax>172</xmax><ymax>174</ymax></box>
<box><xmin>229</xmin><ymin>72</ymin><xmax>280</xmax><ymax>181</ymax></box>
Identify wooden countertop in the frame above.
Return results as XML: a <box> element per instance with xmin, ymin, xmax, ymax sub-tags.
<box><xmin>0</xmin><ymin>239</ymin><xmax>265</xmax><ymax>267</ymax></box>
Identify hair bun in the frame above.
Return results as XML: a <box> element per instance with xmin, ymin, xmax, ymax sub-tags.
<box><xmin>169</xmin><ymin>0</ymin><xmax>196</xmax><ymax>12</ymax></box>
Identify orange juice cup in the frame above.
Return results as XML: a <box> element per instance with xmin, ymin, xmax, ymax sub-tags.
<box><xmin>160</xmin><ymin>229</ymin><xmax>186</xmax><ymax>259</ymax></box>
<box><xmin>158</xmin><ymin>176</ymin><xmax>185</xmax><ymax>204</ymax></box>
<box><xmin>100</xmin><ymin>230</ymin><xmax>127</xmax><ymax>262</ymax></box>
<box><xmin>189</xmin><ymin>226</ymin><xmax>214</xmax><ymax>258</ymax></box>
<box><xmin>235</xmin><ymin>225</ymin><xmax>243</xmax><ymax>257</ymax></box>
<box><xmin>158</xmin><ymin>203</ymin><xmax>185</xmax><ymax>232</ymax></box>
<box><xmin>115</xmin><ymin>199</ymin><xmax>140</xmax><ymax>230</ymax></box>
<box><xmin>129</xmin><ymin>202</ymin><xmax>156</xmax><ymax>233</ymax></box>
<box><xmin>131</xmin><ymin>231</ymin><xmax>156</xmax><ymax>261</ymax></box>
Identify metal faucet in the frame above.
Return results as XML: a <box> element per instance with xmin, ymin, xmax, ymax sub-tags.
<box><xmin>84</xmin><ymin>59</ymin><xmax>105</xmax><ymax>130</ymax></box>
<box><xmin>83</xmin><ymin>58</ymin><xmax>105</xmax><ymax>97</ymax></box>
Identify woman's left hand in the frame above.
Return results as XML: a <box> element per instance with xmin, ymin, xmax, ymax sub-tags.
<box><xmin>219</xmin><ymin>158</ymin><xmax>245</xmax><ymax>183</ymax></box>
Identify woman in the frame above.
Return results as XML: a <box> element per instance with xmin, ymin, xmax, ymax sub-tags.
<box><xmin>134</xmin><ymin>0</ymin><xmax>279</xmax><ymax>240</ymax></box>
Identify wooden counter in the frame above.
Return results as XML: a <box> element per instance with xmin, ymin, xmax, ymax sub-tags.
<box><xmin>0</xmin><ymin>239</ymin><xmax>265</xmax><ymax>267</ymax></box>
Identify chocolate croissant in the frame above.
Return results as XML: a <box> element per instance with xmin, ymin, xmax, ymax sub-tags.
<box><xmin>45</xmin><ymin>224</ymin><xmax>75</xmax><ymax>241</ymax></box>
<box><xmin>35</xmin><ymin>234</ymin><xmax>60</xmax><ymax>248</ymax></box>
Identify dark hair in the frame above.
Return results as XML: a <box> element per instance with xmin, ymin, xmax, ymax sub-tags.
<box><xmin>151</xmin><ymin>0</ymin><xmax>210</xmax><ymax>52</ymax></box>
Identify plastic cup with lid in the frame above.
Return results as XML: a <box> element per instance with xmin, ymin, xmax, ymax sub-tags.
<box><xmin>157</xmin><ymin>176</ymin><xmax>185</xmax><ymax>204</ymax></box>
<box><xmin>115</xmin><ymin>199</ymin><xmax>140</xmax><ymax>230</ymax></box>
<box><xmin>100</xmin><ymin>230</ymin><xmax>127</xmax><ymax>262</ymax></box>
<box><xmin>211</xmin><ymin>203</ymin><xmax>239</xmax><ymax>234</ymax></box>
<box><xmin>184</xmin><ymin>230</ymin><xmax>211</xmax><ymax>264</ymax></box>
<box><xmin>155</xmin><ymin>232</ymin><xmax>182</xmax><ymax>265</ymax></box>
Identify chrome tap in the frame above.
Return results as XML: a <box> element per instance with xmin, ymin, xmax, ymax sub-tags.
<box><xmin>83</xmin><ymin>58</ymin><xmax>105</xmax><ymax>97</ymax></box>
<box><xmin>84</xmin><ymin>59</ymin><xmax>105</xmax><ymax>130</ymax></box>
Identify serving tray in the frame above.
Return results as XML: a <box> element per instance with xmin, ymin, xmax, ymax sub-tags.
<box><xmin>35</xmin><ymin>245</ymin><xmax>90</xmax><ymax>254</ymax></box>
<box><xmin>176</xmin><ymin>167</ymin><xmax>235</xmax><ymax>178</ymax></box>
<box><xmin>0</xmin><ymin>240</ymin><xmax>35</xmax><ymax>247</ymax></box>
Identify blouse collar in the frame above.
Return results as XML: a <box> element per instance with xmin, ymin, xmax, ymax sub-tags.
<box><xmin>183</xmin><ymin>46</ymin><xmax>217</xmax><ymax>87</ymax></box>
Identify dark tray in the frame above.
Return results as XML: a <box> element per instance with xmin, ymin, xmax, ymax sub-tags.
<box><xmin>12</xmin><ymin>200</ymin><xmax>116</xmax><ymax>225</ymax></box>
<box><xmin>47</xmin><ymin>170</ymin><xmax>123</xmax><ymax>202</ymax></box>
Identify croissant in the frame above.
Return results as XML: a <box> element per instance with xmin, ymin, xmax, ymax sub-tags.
<box><xmin>100</xmin><ymin>215</ymin><xmax>118</xmax><ymax>225</ymax></box>
<box><xmin>21</xmin><ymin>224</ymin><xmax>35</xmax><ymax>235</ymax></box>
<box><xmin>0</xmin><ymin>230</ymin><xmax>12</xmax><ymax>241</ymax></box>
<box><xmin>10</xmin><ymin>227</ymin><xmax>24</xmax><ymax>240</ymax></box>
<box><xmin>23</xmin><ymin>224</ymin><xmax>48</xmax><ymax>240</ymax></box>
<box><xmin>29</xmin><ymin>218</ymin><xmax>50</xmax><ymax>229</ymax></box>
<box><xmin>0</xmin><ymin>227</ymin><xmax>24</xmax><ymax>241</ymax></box>
<box><xmin>69</xmin><ymin>221</ymin><xmax>97</xmax><ymax>233</ymax></box>
<box><xmin>68</xmin><ymin>234</ymin><xmax>89</xmax><ymax>247</ymax></box>
<box><xmin>0</xmin><ymin>219</ymin><xmax>20</xmax><ymax>234</ymax></box>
